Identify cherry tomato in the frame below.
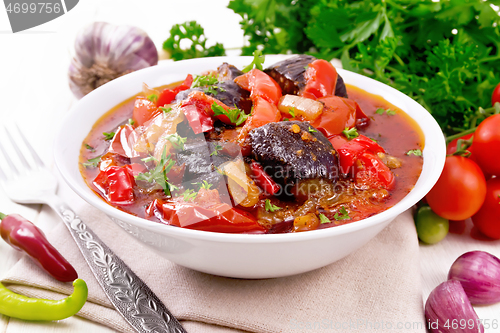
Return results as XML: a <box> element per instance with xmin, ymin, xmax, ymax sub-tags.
<box><xmin>234</xmin><ymin>69</ymin><xmax>282</xmax><ymax>105</ymax></box>
<box><xmin>446</xmin><ymin>133</ymin><xmax>474</xmax><ymax>159</ymax></box>
<box><xmin>426</xmin><ymin>156</ymin><xmax>487</xmax><ymax>220</ymax></box>
<box><xmin>415</xmin><ymin>206</ymin><xmax>449</xmax><ymax>244</ymax></box>
<box><xmin>492</xmin><ymin>82</ymin><xmax>500</xmax><ymax>106</ymax></box>
<box><xmin>471</xmin><ymin>178</ymin><xmax>500</xmax><ymax>239</ymax></box>
<box><xmin>471</xmin><ymin>114</ymin><xmax>500</xmax><ymax>176</ymax></box>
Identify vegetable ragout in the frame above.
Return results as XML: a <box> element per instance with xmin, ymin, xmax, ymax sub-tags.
<box><xmin>80</xmin><ymin>55</ymin><xmax>424</xmax><ymax>234</ymax></box>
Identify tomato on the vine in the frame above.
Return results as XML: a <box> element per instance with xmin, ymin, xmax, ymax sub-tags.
<box><xmin>492</xmin><ymin>82</ymin><xmax>500</xmax><ymax>106</ymax></box>
<box><xmin>471</xmin><ymin>178</ymin><xmax>500</xmax><ymax>239</ymax></box>
<box><xmin>446</xmin><ymin>133</ymin><xmax>474</xmax><ymax>160</ymax></box>
<box><xmin>471</xmin><ymin>114</ymin><xmax>500</xmax><ymax>176</ymax></box>
<box><xmin>426</xmin><ymin>156</ymin><xmax>487</xmax><ymax>221</ymax></box>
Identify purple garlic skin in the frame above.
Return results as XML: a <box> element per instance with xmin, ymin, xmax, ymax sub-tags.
<box><xmin>425</xmin><ymin>280</ymin><xmax>484</xmax><ymax>333</ymax></box>
<box><xmin>69</xmin><ymin>22</ymin><xmax>159</xmax><ymax>98</ymax></box>
<box><xmin>448</xmin><ymin>250</ymin><xmax>500</xmax><ymax>305</ymax></box>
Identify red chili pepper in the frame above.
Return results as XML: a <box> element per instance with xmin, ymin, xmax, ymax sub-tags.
<box><xmin>250</xmin><ymin>161</ymin><xmax>280</xmax><ymax>195</ymax></box>
<box><xmin>337</xmin><ymin>135</ymin><xmax>385</xmax><ymax>174</ymax></box>
<box><xmin>0</xmin><ymin>212</ymin><xmax>78</xmax><ymax>282</ymax></box>
<box><xmin>93</xmin><ymin>165</ymin><xmax>136</xmax><ymax>205</ymax></box>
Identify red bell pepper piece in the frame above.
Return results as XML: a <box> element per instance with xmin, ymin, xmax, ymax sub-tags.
<box><xmin>234</xmin><ymin>69</ymin><xmax>282</xmax><ymax>105</ymax></box>
<box><xmin>156</xmin><ymin>74</ymin><xmax>193</xmax><ymax>107</ymax></box>
<box><xmin>108</xmin><ymin>125</ymin><xmax>139</xmax><ymax>158</ymax></box>
<box><xmin>301</xmin><ymin>59</ymin><xmax>338</xmax><ymax>100</ymax></box>
<box><xmin>155</xmin><ymin>201</ymin><xmax>265</xmax><ymax>233</ymax></box>
<box><xmin>337</xmin><ymin>135</ymin><xmax>385</xmax><ymax>174</ymax></box>
<box><xmin>250</xmin><ymin>161</ymin><xmax>280</xmax><ymax>195</ymax></box>
<box><xmin>0</xmin><ymin>212</ymin><xmax>78</xmax><ymax>282</ymax></box>
<box><xmin>355</xmin><ymin>152</ymin><xmax>395</xmax><ymax>190</ymax></box>
<box><xmin>93</xmin><ymin>165</ymin><xmax>136</xmax><ymax>205</ymax></box>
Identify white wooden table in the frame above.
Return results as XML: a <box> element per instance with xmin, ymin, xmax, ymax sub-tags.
<box><xmin>0</xmin><ymin>1</ymin><xmax>498</xmax><ymax>332</ymax></box>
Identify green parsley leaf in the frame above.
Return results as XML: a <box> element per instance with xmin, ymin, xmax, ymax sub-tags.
<box><xmin>333</xmin><ymin>207</ymin><xmax>350</xmax><ymax>221</ymax></box>
<box><xmin>135</xmin><ymin>147</ymin><xmax>176</xmax><ymax>196</ymax></box>
<box><xmin>309</xmin><ymin>126</ymin><xmax>317</xmax><ymax>133</ymax></box>
<box><xmin>193</xmin><ymin>180</ymin><xmax>213</xmax><ymax>190</ymax></box>
<box><xmin>182</xmin><ymin>189</ymin><xmax>198</xmax><ymax>202</ymax></box>
<box><xmin>210</xmin><ymin>143</ymin><xmax>223</xmax><ymax>156</ymax></box>
<box><xmin>283</xmin><ymin>118</ymin><xmax>290</xmax><ymax>121</ymax></box>
<box><xmin>406</xmin><ymin>149</ymin><xmax>423</xmax><ymax>156</ymax></box>
<box><xmin>342</xmin><ymin>127</ymin><xmax>359</xmax><ymax>140</ymax></box>
<box><xmin>319</xmin><ymin>214</ymin><xmax>331</xmax><ymax>224</ymax></box>
<box><xmin>211</xmin><ymin>102</ymin><xmax>248</xmax><ymax>126</ymax></box>
<box><xmin>375</xmin><ymin>108</ymin><xmax>385</xmax><ymax>115</ymax></box>
<box><xmin>147</xmin><ymin>94</ymin><xmax>158</xmax><ymax>103</ymax></box>
<box><xmin>162</xmin><ymin>21</ymin><xmax>226</xmax><ymax>61</ymax></box>
<box><xmin>82</xmin><ymin>156</ymin><xmax>101</xmax><ymax>168</ymax></box>
<box><xmin>164</xmin><ymin>133</ymin><xmax>187</xmax><ymax>150</ymax></box>
<box><xmin>128</xmin><ymin>118</ymin><xmax>136</xmax><ymax>126</ymax></box>
<box><xmin>265</xmin><ymin>199</ymin><xmax>281</xmax><ymax>212</ymax></box>
<box><xmin>84</xmin><ymin>144</ymin><xmax>95</xmax><ymax>152</ymax></box>
<box><xmin>103</xmin><ymin>132</ymin><xmax>115</xmax><ymax>141</ymax></box>
<box><xmin>288</xmin><ymin>108</ymin><xmax>296</xmax><ymax>118</ymax></box>
<box><xmin>160</xmin><ymin>106</ymin><xmax>172</xmax><ymax>114</ymax></box>
<box><xmin>191</xmin><ymin>74</ymin><xmax>219</xmax><ymax>88</ymax></box>
<box><xmin>242</xmin><ymin>50</ymin><xmax>266</xmax><ymax>73</ymax></box>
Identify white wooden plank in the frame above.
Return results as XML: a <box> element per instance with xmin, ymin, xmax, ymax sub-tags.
<box><xmin>5</xmin><ymin>316</ymin><xmax>116</xmax><ymax>333</ymax></box>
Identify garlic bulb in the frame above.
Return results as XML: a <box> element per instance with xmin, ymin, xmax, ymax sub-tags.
<box><xmin>448</xmin><ymin>251</ymin><xmax>500</xmax><ymax>305</ymax></box>
<box><xmin>69</xmin><ymin>22</ymin><xmax>158</xmax><ymax>98</ymax></box>
<box><xmin>425</xmin><ymin>280</ymin><xmax>484</xmax><ymax>333</ymax></box>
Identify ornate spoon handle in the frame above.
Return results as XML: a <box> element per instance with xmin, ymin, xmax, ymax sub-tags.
<box><xmin>48</xmin><ymin>195</ymin><xmax>186</xmax><ymax>333</ymax></box>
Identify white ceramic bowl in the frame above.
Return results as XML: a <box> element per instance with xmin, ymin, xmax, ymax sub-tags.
<box><xmin>54</xmin><ymin>55</ymin><xmax>446</xmax><ymax>279</ymax></box>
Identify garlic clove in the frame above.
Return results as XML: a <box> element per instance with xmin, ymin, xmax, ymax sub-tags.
<box><xmin>448</xmin><ymin>250</ymin><xmax>500</xmax><ymax>305</ymax></box>
<box><xmin>425</xmin><ymin>280</ymin><xmax>484</xmax><ymax>333</ymax></box>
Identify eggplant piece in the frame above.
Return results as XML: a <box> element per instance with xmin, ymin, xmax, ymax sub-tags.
<box><xmin>175</xmin><ymin>81</ymin><xmax>252</xmax><ymax>114</ymax></box>
<box><xmin>175</xmin><ymin>138</ymin><xmax>232</xmax><ymax>188</ymax></box>
<box><xmin>265</xmin><ymin>54</ymin><xmax>348</xmax><ymax>98</ymax></box>
<box><xmin>217</xmin><ymin>63</ymin><xmax>244</xmax><ymax>82</ymax></box>
<box><xmin>249</xmin><ymin>121</ymin><xmax>338</xmax><ymax>188</ymax></box>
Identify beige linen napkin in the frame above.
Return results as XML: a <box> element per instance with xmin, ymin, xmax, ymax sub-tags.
<box><xmin>2</xmin><ymin>205</ymin><xmax>425</xmax><ymax>332</ymax></box>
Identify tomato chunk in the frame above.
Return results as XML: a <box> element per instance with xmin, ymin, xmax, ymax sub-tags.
<box><xmin>156</xmin><ymin>74</ymin><xmax>193</xmax><ymax>107</ymax></box>
<box><xmin>235</xmin><ymin>69</ymin><xmax>282</xmax><ymax>105</ymax></box>
<box><xmin>337</xmin><ymin>135</ymin><xmax>385</xmax><ymax>174</ymax></box>
<box><xmin>301</xmin><ymin>59</ymin><xmax>338</xmax><ymax>100</ymax></box>
<box><xmin>312</xmin><ymin>96</ymin><xmax>358</xmax><ymax>137</ymax></box>
<box><xmin>237</xmin><ymin>97</ymin><xmax>281</xmax><ymax>142</ymax></box>
<box><xmin>132</xmin><ymin>97</ymin><xmax>161</xmax><ymax>127</ymax></box>
<box><xmin>356</xmin><ymin>152</ymin><xmax>395</xmax><ymax>190</ymax></box>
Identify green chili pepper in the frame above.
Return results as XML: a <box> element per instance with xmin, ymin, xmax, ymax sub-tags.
<box><xmin>0</xmin><ymin>279</ymin><xmax>88</xmax><ymax>321</ymax></box>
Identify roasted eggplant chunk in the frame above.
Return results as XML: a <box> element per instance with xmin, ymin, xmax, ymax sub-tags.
<box><xmin>175</xmin><ymin>138</ymin><xmax>231</xmax><ymax>187</ymax></box>
<box><xmin>217</xmin><ymin>62</ymin><xmax>244</xmax><ymax>82</ymax></box>
<box><xmin>265</xmin><ymin>55</ymin><xmax>348</xmax><ymax>98</ymax></box>
<box><xmin>249</xmin><ymin>121</ymin><xmax>338</xmax><ymax>188</ymax></box>
<box><xmin>175</xmin><ymin>81</ymin><xmax>252</xmax><ymax>114</ymax></box>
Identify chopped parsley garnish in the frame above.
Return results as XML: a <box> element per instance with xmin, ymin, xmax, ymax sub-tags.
<box><xmin>135</xmin><ymin>147</ymin><xmax>177</xmax><ymax>196</ymax></box>
<box><xmin>288</xmin><ymin>108</ymin><xmax>297</xmax><ymax>118</ymax></box>
<box><xmin>194</xmin><ymin>180</ymin><xmax>213</xmax><ymax>190</ymax></box>
<box><xmin>342</xmin><ymin>127</ymin><xmax>359</xmax><ymax>140</ymax></box>
<box><xmin>103</xmin><ymin>132</ymin><xmax>115</xmax><ymax>141</ymax></box>
<box><xmin>147</xmin><ymin>94</ymin><xmax>158</xmax><ymax>103</ymax></box>
<box><xmin>242</xmin><ymin>50</ymin><xmax>265</xmax><ymax>73</ymax></box>
<box><xmin>283</xmin><ymin>118</ymin><xmax>290</xmax><ymax>121</ymax></box>
<box><xmin>165</xmin><ymin>133</ymin><xmax>187</xmax><ymax>150</ymax></box>
<box><xmin>160</xmin><ymin>106</ymin><xmax>172</xmax><ymax>114</ymax></box>
<box><xmin>211</xmin><ymin>102</ymin><xmax>248</xmax><ymax>126</ymax></box>
<box><xmin>182</xmin><ymin>189</ymin><xmax>197</xmax><ymax>201</ymax></box>
<box><xmin>191</xmin><ymin>74</ymin><xmax>219</xmax><ymax>88</ymax></box>
<box><xmin>265</xmin><ymin>199</ymin><xmax>281</xmax><ymax>212</ymax></box>
<box><xmin>84</xmin><ymin>143</ymin><xmax>95</xmax><ymax>152</ymax></box>
<box><xmin>204</xmin><ymin>86</ymin><xmax>225</xmax><ymax>96</ymax></box>
<box><xmin>309</xmin><ymin>126</ymin><xmax>317</xmax><ymax>133</ymax></box>
<box><xmin>128</xmin><ymin>118</ymin><xmax>136</xmax><ymax>126</ymax></box>
<box><xmin>210</xmin><ymin>143</ymin><xmax>223</xmax><ymax>156</ymax></box>
<box><xmin>319</xmin><ymin>213</ymin><xmax>331</xmax><ymax>224</ymax></box>
<box><xmin>406</xmin><ymin>149</ymin><xmax>423</xmax><ymax>156</ymax></box>
<box><xmin>333</xmin><ymin>207</ymin><xmax>350</xmax><ymax>221</ymax></box>
<box><xmin>375</xmin><ymin>108</ymin><xmax>396</xmax><ymax>116</ymax></box>
<box><xmin>82</xmin><ymin>156</ymin><xmax>101</xmax><ymax>168</ymax></box>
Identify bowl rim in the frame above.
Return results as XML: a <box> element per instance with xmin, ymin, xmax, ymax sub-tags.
<box><xmin>54</xmin><ymin>55</ymin><xmax>446</xmax><ymax>244</ymax></box>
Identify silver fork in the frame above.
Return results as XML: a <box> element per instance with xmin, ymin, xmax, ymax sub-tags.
<box><xmin>0</xmin><ymin>126</ymin><xmax>186</xmax><ymax>333</ymax></box>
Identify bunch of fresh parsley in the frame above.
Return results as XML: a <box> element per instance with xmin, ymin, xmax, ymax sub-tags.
<box><xmin>163</xmin><ymin>0</ymin><xmax>500</xmax><ymax>135</ymax></box>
